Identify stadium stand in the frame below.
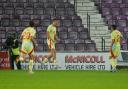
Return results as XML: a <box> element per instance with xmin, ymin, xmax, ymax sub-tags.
<box><xmin>0</xmin><ymin>0</ymin><xmax>97</xmax><ymax>52</ymax></box>
<box><xmin>94</xmin><ymin>0</ymin><xmax>128</xmax><ymax>50</ymax></box>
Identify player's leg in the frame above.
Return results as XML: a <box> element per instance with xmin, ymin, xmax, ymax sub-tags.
<box><xmin>29</xmin><ymin>51</ymin><xmax>35</xmax><ymax>74</ymax></box>
<box><xmin>49</xmin><ymin>41</ymin><xmax>57</xmax><ymax>63</ymax></box>
<box><xmin>112</xmin><ymin>46</ymin><xmax>120</xmax><ymax>71</ymax></box>
<box><xmin>42</xmin><ymin>40</ymin><xmax>54</xmax><ymax>63</ymax></box>
<box><xmin>19</xmin><ymin>42</ymin><xmax>27</xmax><ymax>61</ymax></box>
<box><xmin>52</xmin><ymin>49</ymin><xmax>56</xmax><ymax>63</ymax></box>
<box><xmin>28</xmin><ymin>42</ymin><xmax>35</xmax><ymax>73</ymax></box>
<box><xmin>109</xmin><ymin>45</ymin><xmax>116</xmax><ymax>72</ymax></box>
<box><xmin>110</xmin><ymin>45</ymin><xmax>120</xmax><ymax>72</ymax></box>
<box><xmin>14</xmin><ymin>55</ymin><xmax>21</xmax><ymax>70</ymax></box>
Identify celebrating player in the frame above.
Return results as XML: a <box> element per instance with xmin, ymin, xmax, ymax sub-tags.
<box><xmin>19</xmin><ymin>21</ymin><xmax>38</xmax><ymax>74</ymax></box>
<box><xmin>109</xmin><ymin>25</ymin><xmax>123</xmax><ymax>72</ymax></box>
<box><xmin>43</xmin><ymin>18</ymin><xmax>59</xmax><ymax>64</ymax></box>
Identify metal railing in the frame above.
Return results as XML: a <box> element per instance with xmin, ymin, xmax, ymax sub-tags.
<box><xmin>87</xmin><ymin>13</ymin><xmax>91</xmax><ymax>37</ymax></box>
<box><xmin>101</xmin><ymin>37</ymin><xmax>105</xmax><ymax>51</ymax></box>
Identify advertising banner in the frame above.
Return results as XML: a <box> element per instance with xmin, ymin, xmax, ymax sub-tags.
<box><xmin>21</xmin><ymin>52</ymin><xmax>111</xmax><ymax>70</ymax></box>
<box><xmin>0</xmin><ymin>51</ymin><xmax>11</xmax><ymax>69</ymax></box>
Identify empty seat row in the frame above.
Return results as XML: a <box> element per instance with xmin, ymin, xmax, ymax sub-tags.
<box><xmin>37</xmin><ymin>42</ymin><xmax>96</xmax><ymax>52</ymax></box>
<box><xmin>94</xmin><ymin>0</ymin><xmax>128</xmax><ymax>4</ymax></box>
<box><xmin>0</xmin><ymin>0</ymin><xmax>66</xmax><ymax>3</ymax></box>
<box><xmin>0</xmin><ymin>2</ymin><xmax>74</xmax><ymax>8</ymax></box>
<box><xmin>0</xmin><ymin>8</ymin><xmax>75</xmax><ymax>15</ymax></box>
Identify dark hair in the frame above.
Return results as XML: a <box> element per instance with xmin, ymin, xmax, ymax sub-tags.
<box><xmin>29</xmin><ymin>21</ymin><xmax>35</xmax><ymax>27</ymax></box>
<box><xmin>52</xmin><ymin>18</ymin><xmax>59</xmax><ymax>23</ymax></box>
<box><xmin>111</xmin><ymin>25</ymin><xmax>117</xmax><ymax>30</ymax></box>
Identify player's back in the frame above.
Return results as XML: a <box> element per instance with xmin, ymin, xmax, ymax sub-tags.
<box><xmin>111</xmin><ymin>30</ymin><xmax>122</xmax><ymax>45</ymax></box>
<box><xmin>21</xmin><ymin>27</ymin><xmax>36</xmax><ymax>42</ymax></box>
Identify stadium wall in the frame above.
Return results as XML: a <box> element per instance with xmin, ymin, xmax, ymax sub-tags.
<box><xmin>21</xmin><ymin>52</ymin><xmax>111</xmax><ymax>70</ymax></box>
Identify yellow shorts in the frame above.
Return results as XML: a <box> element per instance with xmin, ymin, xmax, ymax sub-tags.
<box><xmin>20</xmin><ymin>41</ymin><xmax>34</xmax><ymax>55</ymax></box>
<box><xmin>109</xmin><ymin>44</ymin><xmax>120</xmax><ymax>59</ymax></box>
<box><xmin>47</xmin><ymin>39</ymin><xmax>55</xmax><ymax>49</ymax></box>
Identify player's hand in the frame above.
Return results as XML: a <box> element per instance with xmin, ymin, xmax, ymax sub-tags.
<box><xmin>34</xmin><ymin>43</ymin><xmax>38</xmax><ymax>50</ymax></box>
<box><xmin>57</xmin><ymin>38</ymin><xmax>60</xmax><ymax>42</ymax></box>
<box><xmin>52</xmin><ymin>39</ymin><xmax>56</xmax><ymax>43</ymax></box>
<box><xmin>35</xmin><ymin>43</ymin><xmax>38</xmax><ymax>47</ymax></box>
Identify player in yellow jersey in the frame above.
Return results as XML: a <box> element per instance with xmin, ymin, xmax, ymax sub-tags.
<box><xmin>19</xmin><ymin>21</ymin><xmax>38</xmax><ymax>74</ymax></box>
<box><xmin>109</xmin><ymin>25</ymin><xmax>123</xmax><ymax>72</ymax></box>
<box><xmin>43</xmin><ymin>18</ymin><xmax>59</xmax><ymax>64</ymax></box>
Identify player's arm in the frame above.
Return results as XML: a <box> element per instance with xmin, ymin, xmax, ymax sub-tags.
<box><xmin>111</xmin><ymin>39</ymin><xmax>115</xmax><ymax>47</ymax></box>
<box><xmin>31</xmin><ymin>36</ymin><xmax>38</xmax><ymax>49</ymax></box>
<box><xmin>19</xmin><ymin>33</ymin><xmax>23</xmax><ymax>43</ymax></box>
<box><xmin>110</xmin><ymin>32</ymin><xmax>115</xmax><ymax>47</ymax></box>
<box><xmin>54</xmin><ymin>32</ymin><xmax>59</xmax><ymax>41</ymax></box>
<box><xmin>120</xmin><ymin>33</ymin><xmax>123</xmax><ymax>44</ymax></box>
<box><xmin>32</xmin><ymin>38</ymin><xmax>38</xmax><ymax>50</ymax></box>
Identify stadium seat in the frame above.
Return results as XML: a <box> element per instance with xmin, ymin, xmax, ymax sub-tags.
<box><xmin>28</xmin><ymin>0</ymin><xmax>38</xmax><ymax>3</ymax></box>
<box><xmin>1</xmin><ymin>18</ymin><xmax>10</xmax><ymax>27</ymax></box>
<box><xmin>117</xmin><ymin>20</ymin><xmax>127</xmax><ymax>27</ymax></box>
<box><xmin>110</xmin><ymin>3</ymin><xmax>119</xmax><ymax>8</ymax></box>
<box><xmin>111</xmin><ymin>8</ymin><xmax>120</xmax><ymax>16</ymax></box>
<box><xmin>68</xmin><ymin>27</ymin><xmax>78</xmax><ymax>32</ymax></box>
<box><xmin>77</xmin><ymin>26</ymin><xmax>88</xmax><ymax>32</ymax></box>
<box><xmin>102</xmin><ymin>8</ymin><xmax>111</xmax><ymax>16</ymax></box>
<box><xmin>4</xmin><ymin>8</ymin><xmax>14</xmax><ymax>15</ymax></box>
<box><xmin>4</xmin><ymin>3</ymin><xmax>14</xmax><ymax>8</ymax></box>
<box><xmin>58</xmin><ymin>27</ymin><xmax>68</xmax><ymax>32</ymax></box>
<box><xmin>56</xmin><ymin>8</ymin><xmax>66</xmax><ymax>16</ymax></box>
<box><xmin>21</xmin><ymin>20</ymin><xmax>30</xmax><ymax>27</ymax></box>
<box><xmin>68</xmin><ymin>32</ymin><xmax>78</xmax><ymax>40</ymax></box>
<box><xmin>62</xmin><ymin>19</ymin><xmax>72</xmax><ymax>27</ymax></box>
<box><xmin>56</xmin><ymin>3</ymin><xmax>65</xmax><ymax>8</ymax></box>
<box><xmin>66</xmin><ymin>8</ymin><xmax>75</xmax><ymax>15</ymax></box>
<box><xmin>37</xmin><ymin>38</ymin><xmax>44</xmax><ymax>44</ymax></box>
<box><xmin>10</xmin><ymin>19</ymin><xmax>20</xmax><ymax>27</ymax></box>
<box><xmin>0</xmin><ymin>8</ymin><xmax>3</xmax><ymax>14</ymax></box>
<box><xmin>0</xmin><ymin>30</ymin><xmax>6</xmax><ymax>39</ymax></box>
<box><xmin>35</xmin><ymin>8</ymin><xmax>45</xmax><ymax>15</ymax></box>
<box><xmin>56</xmin><ymin>43</ymin><xmax>65</xmax><ymax>51</ymax></box>
<box><xmin>31</xmin><ymin>15</ymin><xmax>41</xmax><ymax>20</ymax></box>
<box><xmin>0</xmin><ymin>0</ymin><xmax>7</xmax><ymax>3</ymax></box>
<box><xmin>34</xmin><ymin>3</ymin><xmax>44</xmax><ymax>8</ymax></box>
<box><xmin>122</xmin><ymin>8</ymin><xmax>128</xmax><ymax>15</ymax></box>
<box><xmin>20</xmin><ymin>15</ymin><xmax>30</xmax><ymax>20</ymax></box>
<box><xmin>16</xmin><ymin>0</ymin><xmax>27</xmax><ymax>3</ymax></box>
<box><xmin>38</xmin><ymin>0</ymin><xmax>47</xmax><ymax>3</ymax></box>
<box><xmin>58</xmin><ymin>32</ymin><xmax>68</xmax><ymax>40</ymax></box>
<box><xmin>41</xmin><ymin>19</ymin><xmax>51</xmax><ymax>27</ymax></box>
<box><xmin>15</xmin><ymin>8</ymin><xmax>24</xmax><ymax>15</ymax></box>
<box><xmin>24</xmin><ymin>3</ymin><xmax>34</xmax><ymax>8</ymax></box>
<box><xmin>76</xmin><ymin>43</ymin><xmax>86</xmax><ymax>51</ymax></box>
<box><xmin>14</xmin><ymin>3</ymin><xmax>24</xmax><ymax>8</ymax></box>
<box><xmin>37</xmin><ymin>44</ymin><xmax>44</xmax><ymax>52</ymax></box>
<box><xmin>45</xmin><ymin>8</ymin><xmax>55</xmax><ymax>15</ymax></box>
<box><xmin>85</xmin><ymin>40</ymin><xmax>96</xmax><ymax>51</ymax></box>
<box><xmin>65</xmin><ymin>43</ymin><xmax>75</xmax><ymax>51</ymax></box>
<box><xmin>103</xmin><ymin>0</ymin><xmax>113</xmax><ymax>3</ymax></box>
<box><xmin>24</xmin><ymin>8</ymin><xmax>34</xmax><ymax>15</ymax></box>
<box><xmin>38</xmin><ymin>32</ymin><xmax>47</xmax><ymax>39</ymax></box>
<box><xmin>123</xmin><ymin>0</ymin><xmax>128</xmax><ymax>3</ymax></box>
<box><xmin>79</xmin><ymin>32</ymin><xmax>89</xmax><ymax>39</ymax></box>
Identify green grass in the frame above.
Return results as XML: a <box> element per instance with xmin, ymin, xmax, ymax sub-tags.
<box><xmin>0</xmin><ymin>70</ymin><xmax>128</xmax><ymax>89</ymax></box>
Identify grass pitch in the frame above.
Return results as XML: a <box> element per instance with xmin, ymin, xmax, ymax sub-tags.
<box><xmin>0</xmin><ymin>70</ymin><xmax>128</xmax><ymax>89</ymax></box>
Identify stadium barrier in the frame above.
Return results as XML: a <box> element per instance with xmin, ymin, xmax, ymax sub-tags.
<box><xmin>0</xmin><ymin>51</ymin><xmax>11</xmax><ymax>70</ymax></box>
<box><xmin>21</xmin><ymin>52</ymin><xmax>111</xmax><ymax>70</ymax></box>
